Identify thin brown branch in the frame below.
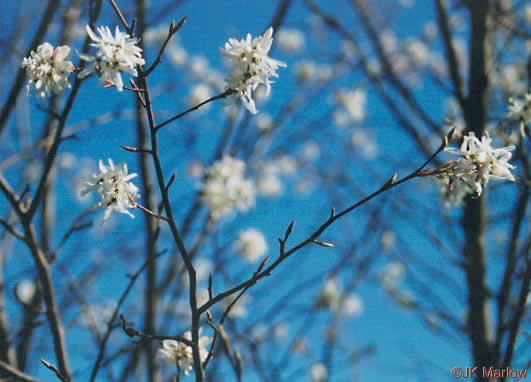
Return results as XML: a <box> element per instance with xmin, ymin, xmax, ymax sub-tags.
<box><xmin>41</xmin><ymin>359</ymin><xmax>69</xmax><ymax>382</ymax></box>
<box><xmin>199</xmin><ymin>135</ymin><xmax>449</xmax><ymax>315</ymax></box>
<box><xmin>0</xmin><ymin>359</ymin><xmax>43</xmax><ymax>382</ymax></box>
<box><xmin>154</xmin><ymin>89</ymin><xmax>236</xmax><ymax>131</ymax></box>
<box><xmin>89</xmin><ymin>249</ymin><xmax>167</xmax><ymax>382</ymax></box>
<box><xmin>145</xmin><ymin>17</ymin><xmax>187</xmax><ymax>76</ymax></box>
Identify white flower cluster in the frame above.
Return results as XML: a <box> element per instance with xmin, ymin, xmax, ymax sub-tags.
<box><xmin>79</xmin><ymin>25</ymin><xmax>145</xmax><ymax>91</ymax></box>
<box><xmin>80</xmin><ymin>159</ymin><xmax>139</xmax><ymax>220</ymax></box>
<box><xmin>310</xmin><ymin>363</ymin><xmax>328</xmax><ymax>382</ymax></box>
<box><xmin>221</xmin><ymin>27</ymin><xmax>286</xmax><ymax>114</ymax></box>
<box><xmin>200</xmin><ymin>156</ymin><xmax>256</xmax><ymax>220</ymax></box>
<box><xmin>159</xmin><ymin>330</ymin><xmax>211</xmax><ymax>375</ymax></box>
<box><xmin>316</xmin><ymin>278</ymin><xmax>363</xmax><ymax>318</ymax></box>
<box><xmin>21</xmin><ymin>43</ymin><xmax>74</xmax><ymax>99</ymax></box>
<box><xmin>334</xmin><ymin>88</ymin><xmax>367</xmax><ymax>126</ymax></box>
<box><xmin>443</xmin><ymin>131</ymin><xmax>515</xmax><ymax>198</ymax></box>
<box><xmin>235</xmin><ymin>228</ymin><xmax>268</xmax><ymax>263</ymax></box>
<box><xmin>508</xmin><ymin>89</ymin><xmax>531</xmax><ymax>136</ymax></box>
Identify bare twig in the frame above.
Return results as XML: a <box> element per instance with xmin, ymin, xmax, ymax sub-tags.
<box><xmin>145</xmin><ymin>17</ymin><xmax>187</xmax><ymax>76</ymax></box>
<box><xmin>0</xmin><ymin>359</ymin><xmax>43</xmax><ymax>382</ymax></box>
<box><xmin>155</xmin><ymin>89</ymin><xmax>236</xmax><ymax>131</ymax></box>
<box><xmin>41</xmin><ymin>359</ymin><xmax>69</xmax><ymax>382</ymax></box>
<box><xmin>89</xmin><ymin>249</ymin><xmax>168</xmax><ymax>382</ymax></box>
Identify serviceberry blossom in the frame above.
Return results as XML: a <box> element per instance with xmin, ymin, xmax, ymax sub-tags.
<box><xmin>221</xmin><ymin>27</ymin><xmax>286</xmax><ymax>114</ymax></box>
<box><xmin>310</xmin><ymin>363</ymin><xmax>328</xmax><ymax>382</ymax></box>
<box><xmin>80</xmin><ymin>159</ymin><xmax>139</xmax><ymax>220</ymax></box>
<box><xmin>78</xmin><ymin>25</ymin><xmax>145</xmax><ymax>91</ymax></box>
<box><xmin>21</xmin><ymin>43</ymin><xmax>74</xmax><ymax>99</ymax></box>
<box><xmin>200</xmin><ymin>156</ymin><xmax>256</xmax><ymax>220</ymax></box>
<box><xmin>159</xmin><ymin>329</ymin><xmax>211</xmax><ymax>375</ymax></box>
<box><xmin>507</xmin><ymin>89</ymin><xmax>531</xmax><ymax>136</ymax></box>
<box><xmin>235</xmin><ymin>228</ymin><xmax>268</xmax><ymax>263</ymax></box>
<box><xmin>316</xmin><ymin>278</ymin><xmax>363</xmax><ymax>317</ymax></box>
<box><xmin>442</xmin><ymin>131</ymin><xmax>515</xmax><ymax>197</ymax></box>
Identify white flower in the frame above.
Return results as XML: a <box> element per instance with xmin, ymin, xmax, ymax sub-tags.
<box><xmin>224</xmin><ymin>294</ymin><xmax>252</xmax><ymax>318</ymax></box>
<box><xmin>341</xmin><ymin>294</ymin><xmax>363</xmax><ymax>317</ymax></box>
<box><xmin>257</xmin><ymin>162</ymin><xmax>283</xmax><ymax>196</ymax></box>
<box><xmin>276</xmin><ymin>28</ymin><xmax>305</xmax><ymax>53</ymax></box>
<box><xmin>221</xmin><ymin>27</ymin><xmax>287</xmax><ymax>114</ymax></box>
<box><xmin>78</xmin><ymin>25</ymin><xmax>145</xmax><ymax>91</ymax></box>
<box><xmin>200</xmin><ymin>156</ymin><xmax>256</xmax><ymax>220</ymax></box>
<box><xmin>235</xmin><ymin>228</ymin><xmax>268</xmax><ymax>263</ymax></box>
<box><xmin>316</xmin><ymin>278</ymin><xmax>340</xmax><ymax>309</ymax></box>
<box><xmin>380</xmin><ymin>230</ymin><xmax>396</xmax><ymax>250</ymax></box>
<box><xmin>255</xmin><ymin>113</ymin><xmax>273</xmax><ymax>131</ymax></box>
<box><xmin>159</xmin><ymin>329</ymin><xmax>211</xmax><ymax>375</ymax></box>
<box><xmin>295</xmin><ymin>61</ymin><xmax>316</xmax><ymax>84</ymax></box>
<box><xmin>443</xmin><ymin>131</ymin><xmax>515</xmax><ymax>197</ymax></box>
<box><xmin>310</xmin><ymin>363</ymin><xmax>328</xmax><ymax>382</ymax></box>
<box><xmin>21</xmin><ymin>43</ymin><xmax>74</xmax><ymax>99</ymax></box>
<box><xmin>405</xmin><ymin>38</ymin><xmax>429</xmax><ymax>65</ymax></box>
<box><xmin>16</xmin><ymin>280</ymin><xmax>36</xmax><ymax>304</ymax></box>
<box><xmin>187</xmin><ymin>83</ymin><xmax>212</xmax><ymax>110</ymax></box>
<box><xmin>507</xmin><ymin>89</ymin><xmax>531</xmax><ymax>136</ymax></box>
<box><xmin>80</xmin><ymin>300</ymin><xmax>115</xmax><ymax>334</ymax></box>
<box><xmin>381</xmin><ymin>262</ymin><xmax>405</xmax><ymax>291</ymax></box>
<box><xmin>316</xmin><ymin>278</ymin><xmax>363</xmax><ymax>317</ymax></box>
<box><xmin>80</xmin><ymin>159</ymin><xmax>139</xmax><ymax>220</ymax></box>
<box><xmin>335</xmin><ymin>88</ymin><xmax>367</xmax><ymax>122</ymax></box>
<box><xmin>351</xmin><ymin>129</ymin><xmax>378</xmax><ymax>159</ymax></box>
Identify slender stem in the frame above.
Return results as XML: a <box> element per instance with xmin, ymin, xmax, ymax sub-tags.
<box><xmin>155</xmin><ymin>89</ymin><xmax>236</xmax><ymax>131</ymax></box>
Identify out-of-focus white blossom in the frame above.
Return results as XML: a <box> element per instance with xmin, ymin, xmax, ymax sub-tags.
<box><xmin>167</xmin><ymin>44</ymin><xmax>188</xmax><ymax>66</ymax></box>
<box><xmin>310</xmin><ymin>363</ymin><xmax>328</xmax><ymax>382</ymax></box>
<box><xmin>80</xmin><ymin>159</ymin><xmax>139</xmax><ymax>221</ymax></box>
<box><xmin>189</xmin><ymin>56</ymin><xmax>209</xmax><ymax>76</ymax></box>
<box><xmin>273</xmin><ymin>321</ymin><xmax>289</xmax><ymax>342</ymax></box>
<box><xmin>295</xmin><ymin>61</ymin><xmax>316</xmax><ymax>84</ymax></box>
<box><xmin>187</xmin><ymin>83</ymin><xmax>212</xmax><ymax>110</ymax></box>
<box><xmin>257</xmin><ymin>162</ymin><xmax>283</xmax><ymax>196</ymax></box>
<box><xmin>276</xmin><ymin>28</ymin><xmax>305</xmax><ymax>54</ymax></box>
<box><xmin>508</xmin><ymin>89</ymin><xmax>531</xmax><ymax>136</ymax></box>
<box><xmin>301</xmin><ymin>141</ymin><xmax>321</xmax><ymax>161</ymax></box>
<box><xmin>341</xmin><ymin>294</ymin><xmax>364</xmax><ymax>317</ymax></box>
<box><xmin>335</xmin><ymin>88</ymin><xmax>367</xmax><ymax>122</ymax></box>
<box><xmin>442</xmin><ymin>131</ymin><xmax>515</xmax><ymax>197</ymax></box>
<box><xmin>21</xmin><ymin>43</ymin><xmax>74</xmax><ymax>99</ymax></box>
<box><xmin>256</xmin><ymin>113</ymin><xmax>274</xmax><ymax>131</ymax></box>
<box><xmin>405</xmin><ymin>39</ymin><xmax>429</xmax><ymax>65</ymax></box>
<box><xmin>80</xmin><ymin>300</ymin><xmax>115</xmax><ymax>334</ymax></box>
<box><xmin>16</xmin><ymin>279</ymin><xmax>36</xmax><ymax>304</ymax></box>
<box><xmin>526</xmin><ymin>5</ymin><xmax>531</xmax><ymax>24</ymax></box>
<box><xmin>316</xmin><ymin>278</ymin><xmax>340</xmax><ymax>309</ymax></box>
<box><xmin>235</xmin><ymin>228</ymin><xmax>268</xmax><ymax>263</ymax></box>
<box><xmin>187</xmin><ymin>161</ymin><xmax>204</xmax><ymax>178</ymax></box>
<box><xmin>380</xmin><ymin>30</ymin><xmax>397</xmax><ymax>54</ymax></box>
<box><xmin>380</xmin><ymin>230</ymin><xmax>396</xmax><ymax>250</ymax></box>
<box><xmin>224</xmin><ymin>293</ymin><xmax>252</xmax><ymax>318</ymax></box>
<box><xmin>78</xmin><ymin>25</ymin><xmax>145</xmax><ymax>91</ymax></box>
<box><xmin>250</xmin><ymin>323</ymin><xmax>267</xmax><ymax>342</ymax></box>
<box><xmin>276</xmin><ymin>155</ymin><xmax>298</xmax><ymax>174</ymax></box>
<box><xmin>159</xmin><ymin>329</ymin><xmax>211</xmax><ymax>375</ymax></box>
<box><xmin>221</xmin><ymin>27</ymin><xmax>286</xmax><ymax>114</ymax></box>
<box><xmin>316</xmin><ymin>278</ymin><xmax>363</xmax><ymax>317</ymax></box>
<box><xmin>200</xmin><ymin>156</ymin><xmax>256</xmax><ymax>220</ymax></box>
<box><xmin>351</xmin><ymin>129</ymin><xmax>378</xmax><ymax>159</ymax></box>
<box><xmin>381</xmin><ymin>262</ymin><xmax>405</xmax><ymax>291</ymax></box>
